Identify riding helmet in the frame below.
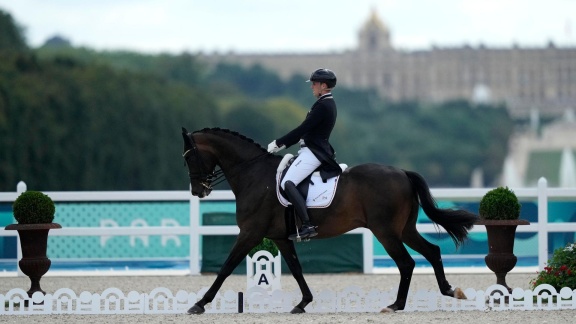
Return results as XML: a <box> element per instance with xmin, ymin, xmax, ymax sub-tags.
<box><xmin>307</xmin><ymin>68</ymin><xmax>337</xmax><ymax>88</ymax></box>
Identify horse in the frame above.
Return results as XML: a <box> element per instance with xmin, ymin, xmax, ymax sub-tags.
<box><xmin>181</xmin><ymin>127</ymin><xmax>478</xmax><ymax>314</ymax></box>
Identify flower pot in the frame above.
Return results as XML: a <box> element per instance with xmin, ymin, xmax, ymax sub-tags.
<box><xmin>5</xmin><ymin>223</ymin><xmax>62</xmax><ymax>297</ymax></box>
<box><xmin>475</xmin><ymin>219</ymin><xmax>529</xmax><ymax>292</ymax></box>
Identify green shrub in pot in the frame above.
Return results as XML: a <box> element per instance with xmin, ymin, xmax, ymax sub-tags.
<box><xmin>12</xmin><ymin>191</ymin><xmax>55</xmax><ymax>224</ymax></box>
<box><xmin>479</xmin><ymin>186</ymin><xmax>521</xmax><ymax>220</ymax></box>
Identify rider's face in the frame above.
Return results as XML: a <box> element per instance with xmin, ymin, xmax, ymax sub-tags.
<box><xmin>311</xmin><ymin>81</ymin><xmax>324</xmax><ymax>98</ymax></box>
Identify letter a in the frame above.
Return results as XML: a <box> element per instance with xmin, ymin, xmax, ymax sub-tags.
<box><xmin>258</xmin><ymin>273</ymin><xmax>270</xmax><ymax>286</ymax></box>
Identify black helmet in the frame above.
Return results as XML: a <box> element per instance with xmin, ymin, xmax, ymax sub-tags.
<box><xmin>307</xmin><ymin>68</ymin><xmax>337</xmax><ymax>88</ymax></box>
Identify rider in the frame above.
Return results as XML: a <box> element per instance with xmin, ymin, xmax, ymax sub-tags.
<box><xmin>267</xmin><ymin>68</ymin><xmax>342</xmax><ymax>240</ymax></box>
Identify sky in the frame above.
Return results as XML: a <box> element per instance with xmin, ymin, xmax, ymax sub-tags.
<box><xmin>0</xmin><ymin>0</ymin><xmax>575</xmax><ymax>54</ymax></box>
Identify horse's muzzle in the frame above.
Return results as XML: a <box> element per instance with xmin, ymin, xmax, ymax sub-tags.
<box><xmin>191</xmin><ymin>185</ymin><xmax>212</xmax><ymax>198</ymax></box>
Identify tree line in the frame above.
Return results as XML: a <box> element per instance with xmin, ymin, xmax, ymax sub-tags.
<box><xmin>0</xmin><ymin>9</ymin><xmax>514</xmax><ymax>191</ymax></box>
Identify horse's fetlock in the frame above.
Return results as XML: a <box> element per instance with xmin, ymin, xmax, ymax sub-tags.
<box><xmin>302</xmin><ymin>295</ymin><xmax>313</xmax><ymax>304</ymax></box>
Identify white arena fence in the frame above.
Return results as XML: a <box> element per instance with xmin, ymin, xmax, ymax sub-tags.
<box><xmin>0</xmin><ymin>177</ymin><xmax>576</xmax><ymax>275</ymax></box>
<box><xmin>2</xmin><ymin>284</ymin><xmax>576</xmax><ymax>314</ymax></box>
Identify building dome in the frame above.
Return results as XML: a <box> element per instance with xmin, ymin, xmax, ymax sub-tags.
<box><xmin>358</xmin><ymin>9</ymin><xmax>392</xmax><ymax>51</ymax></box>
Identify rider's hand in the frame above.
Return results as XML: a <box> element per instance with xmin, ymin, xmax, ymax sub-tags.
<box><xmin>267</xmin><ymin>140</ymin><xmax>285</xmax><ymax>153</ymax></box>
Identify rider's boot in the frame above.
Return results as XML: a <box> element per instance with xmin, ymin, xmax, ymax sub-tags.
<box><xmin>284</xmin><ymin>181</ymin><xmax>318</xmax><ymax>240</ymax></box>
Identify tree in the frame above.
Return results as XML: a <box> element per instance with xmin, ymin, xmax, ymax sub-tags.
<box><xmin>0</xmin><ymin>10</ymin><xmax>27</xmax><ymax>51</ymax></box>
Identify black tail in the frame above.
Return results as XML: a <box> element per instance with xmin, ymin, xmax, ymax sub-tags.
<box><xmin>405</xmin><ymin>170</ymin><xmax>478</xmax><ymax>248</ymax></box>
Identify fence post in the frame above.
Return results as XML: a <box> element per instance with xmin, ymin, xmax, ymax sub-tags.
<box><xmin>15</xmin><ymin>181</ymin><xmax>26</xmax><ymax>277</ymax></box>
<box><xmin>189</xmin><ymin>191</ymin><xmax>201</xmax><ymax>275</ymax></box>
<box><xmin>362</xmin><ymin>229</ymin><xmax>373</xmax><ymax>274</ymax></box>
<box><xmin>16</xmin><ymin>181</ymin><xmax>27</xmax><ymax>193</ymax></box>
<box><xmin>537</xmin><ymin>177</ymin><xmax>548</xmax><ymax>271</ymax></box>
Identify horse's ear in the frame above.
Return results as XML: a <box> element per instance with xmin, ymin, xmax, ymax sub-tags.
<box><xmin>181</xmin><ymin>127</ymin><xmax>193</xmax><ymax>149</ymax></box>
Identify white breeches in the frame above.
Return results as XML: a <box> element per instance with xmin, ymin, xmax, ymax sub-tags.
<box><xmin>280</xmin><ymin>147</ymin><xmax>321</xmax><ymax>190</ymax></box>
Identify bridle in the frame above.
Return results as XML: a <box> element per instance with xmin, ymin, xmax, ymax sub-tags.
<box><xmin>182</xmin><ymin>135</ymin><xmax>225</xmax><ymax>194</ymax></box>
<box><xmin>182</xmin><ymin>133</ymin><xmax>268</xmax><ymax>194</ymax></box>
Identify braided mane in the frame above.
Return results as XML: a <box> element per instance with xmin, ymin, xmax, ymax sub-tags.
<box><xmin>193</xmin><ymin>127</ymin><xmax>267</xmax><ymax>152</ymax></box>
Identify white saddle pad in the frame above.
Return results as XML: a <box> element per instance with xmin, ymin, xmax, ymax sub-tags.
<box><xmin>276</xmin><ymin>154</ymin><xmax>347</xmax><ymax>208</ymax></box>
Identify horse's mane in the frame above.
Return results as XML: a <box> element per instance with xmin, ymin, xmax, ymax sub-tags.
<box><xmin>193</xmin><ymin>128</ymin><xmax>267</xmax><ymax>153</ymax></box>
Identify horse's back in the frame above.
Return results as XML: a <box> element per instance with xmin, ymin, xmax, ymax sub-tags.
<box><xmin>335</xmin><ymin>163</ymin><xmax>415</xmax><ymax>208</ymax></box>
<box><xmin>343</xmin><ymin>163</ymin><xmax>411</xmax><ymax>188</ymax></box>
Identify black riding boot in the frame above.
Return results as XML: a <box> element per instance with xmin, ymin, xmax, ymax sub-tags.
<box><xmin>284</xmin><ymin>181</ymin><xmax>317</xmax><ymax>241</ymax></box>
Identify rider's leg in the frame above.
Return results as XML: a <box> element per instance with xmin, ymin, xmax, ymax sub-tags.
<box><xmin>284</xmin><ymin>180</ymin><xmax>317</xmax><ymax>240</ymax></box>
<box><xmin>280</xmin><ymin>147</ymin><xmax>321</xmax><ymax>240</ymax></box>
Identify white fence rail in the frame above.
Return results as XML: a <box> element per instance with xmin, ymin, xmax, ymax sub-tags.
<box><xmin>1</xmin><ymin>178</ymin><xmax>576</xmax><ymax>275</ymax></box>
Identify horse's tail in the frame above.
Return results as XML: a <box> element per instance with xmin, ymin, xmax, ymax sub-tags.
<box><xmin>405</xmin><ymin>170</ymin><xmax>478</xmax><ymax>248</ymax></box>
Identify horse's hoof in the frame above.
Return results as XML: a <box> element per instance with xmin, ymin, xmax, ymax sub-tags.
<box><xmin>290</xmin><ymin>306</ymin><xmax>306</xmax><ymax>314</ymax></box>
<box><xmin>187</xmin><ymin>304</ymin><xmax>205</xmax><ymax>314</ymax></box>
<box><xmin>381</xmin><ymin>303</ymin><xmax>399</xmax><ymax>313</ymax></box>
<box><xmin>454</xmin><ymin>287</ymin><xmax>467</xmax><ymax>300</ymax></box>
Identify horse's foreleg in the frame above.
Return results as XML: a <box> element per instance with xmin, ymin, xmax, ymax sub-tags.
<box><xmin>273</xmin><ymin>239</ymin><xmax>313</xmax><ymax>313</ymax></box>
<box><xmin>188</xmin><ymin>233</ymin><xmax>261</xmax><ymax>315</ymax></box>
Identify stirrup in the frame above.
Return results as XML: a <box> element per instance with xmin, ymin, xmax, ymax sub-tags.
<box><xmin>288</xmin><ymin>226</ymin><xmax>317</xmax><ymax>242</ymax></box>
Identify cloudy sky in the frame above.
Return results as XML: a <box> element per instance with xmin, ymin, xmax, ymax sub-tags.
<box><xmin>0</xmin><ymin>0</ymin><xmax>575</xmax><ymax>54</ymax></box>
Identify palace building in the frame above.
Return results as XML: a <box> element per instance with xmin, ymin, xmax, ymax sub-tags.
<box><xmin>204</xmin><ymin>10</ymin><xmax>576</xmax><ymax>119</ymax></box>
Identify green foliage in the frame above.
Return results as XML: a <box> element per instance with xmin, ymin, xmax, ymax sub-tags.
<box><xmin>530</xmin><ymin>243</ymin><xmax>576</xmax><ymax>290</ymax></box>
<box><xmin>479</xmin><ymin>187</ymin><xmax>521</xmax><ymax>220</ymax></box>
<box><xmin>0</xmin><ymin>10</ymin><xmax>28</xmax><ymax>51</ymax></box>
<box><xmin>354</xmin><ymin>100</ymin><xmax>514</xmax><ymax>186</ymax></box>
<box><xmin>12</xmin><ymin>191</ymin><xmax>55</xmax><ymax>224</ymax></box>
<box><xmin>248</xmin><ymin>238</ymin><xmax>279</xmax><ymax>257</ymax></box>
<box><xmin>0</xmin><ymin>11</ymin><xmax>516</xmax><ymax>190</ymax></box>
<box><xmin>0</xmin><ymin>49</ymin><xmax>219</xmax><ymax>191</ymax></box>
<box><xmin>207</xmin><ymin>63</ymin><xmax>285</xmax><ymax>98</ymax></box>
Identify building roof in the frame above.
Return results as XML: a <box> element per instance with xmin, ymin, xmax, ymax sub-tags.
<box><xmin>361</xmin><ymin>8</ymin><xmax>388</xmax><ymax>34</ymax></box>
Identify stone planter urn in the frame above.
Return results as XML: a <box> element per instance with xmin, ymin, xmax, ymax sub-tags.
<box><xmin>477</xmin><ymin>186</ymin><xmax>527</xmax><ymax>293</ymax></box>
<box><xmin>5</xmin><ymin>223</ymin><xmax>61</xmax><ymax>297</ymax></box>
<box><xmin>475</xmin><ymin>219</ymin><xmax>529</xmax><ymax>292</ymax></box>
<box><xmin>6</xmin><ymin>190</ymin><xmax>60</xmax><ymax>298</ymax></box>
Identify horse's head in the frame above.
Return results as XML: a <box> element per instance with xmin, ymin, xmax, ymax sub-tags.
<box><xmin>181</xmin><ymin>127</ymin><xmax>218</xmax><ymax>198</ymax></box>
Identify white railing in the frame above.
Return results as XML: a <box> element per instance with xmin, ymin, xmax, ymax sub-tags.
<box><xmin>1</xmin><ymin>178</ymin><xmax>576</xmax><ymax>275</ymax></box>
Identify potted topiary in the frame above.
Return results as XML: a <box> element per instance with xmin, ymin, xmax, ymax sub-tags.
<box><xmin>5</xmin><ymin>191</ymin><xmax>61</xmax><ymax>298</ymax></box>
<box><xmin>476</xmin><ymin>186</ymin><xmax>529</xmax><ymax>292</ymax></box>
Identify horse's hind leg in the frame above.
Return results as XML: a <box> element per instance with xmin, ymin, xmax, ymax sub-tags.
<box><xmin>373</xmin><ymin>233</ymin><xmax>416</xmax><ymax>312</ymax></box>
<box><xmin>272</xmin><ymin>238</ymin><xmax>313</xmax><ymax>313</ymax></box>
<box><xmin>402</xmin><ymin>229</ymin><xmax>466</xmax><ymax>299</ymax></box>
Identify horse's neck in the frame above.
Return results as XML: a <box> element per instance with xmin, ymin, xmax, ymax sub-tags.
<box><xmin>207</xmin><ymin>137</ymin><xmax>263</xmax><ymax>172</ymax></box>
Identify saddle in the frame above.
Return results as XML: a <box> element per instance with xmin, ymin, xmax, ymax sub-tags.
<box><xmin>276</xmin><ymin>154</ymin><xmax>347</xmax><ymax>208</ymax></box>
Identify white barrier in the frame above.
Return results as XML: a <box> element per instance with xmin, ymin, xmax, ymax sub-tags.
<box><xmin>1</xmin><ymin>284</ymin><xmax>575</xmax><ymax>314</ymax></box>
<box><xmin>1</xmin><ymin>177</ymin><xmax>576</xmax><ymax>275</ymax></box>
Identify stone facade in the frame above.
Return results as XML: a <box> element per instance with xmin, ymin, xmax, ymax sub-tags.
<box><xmin>203</xmin><ymin>11</ymin><xmax>576</xmax><ymax>119</ymax></box>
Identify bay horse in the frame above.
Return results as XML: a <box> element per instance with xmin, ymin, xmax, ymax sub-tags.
<box><xmin>182</xmin><ymin>127</ymin><xmax>477</xmax><ymax>314</ymax></box>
